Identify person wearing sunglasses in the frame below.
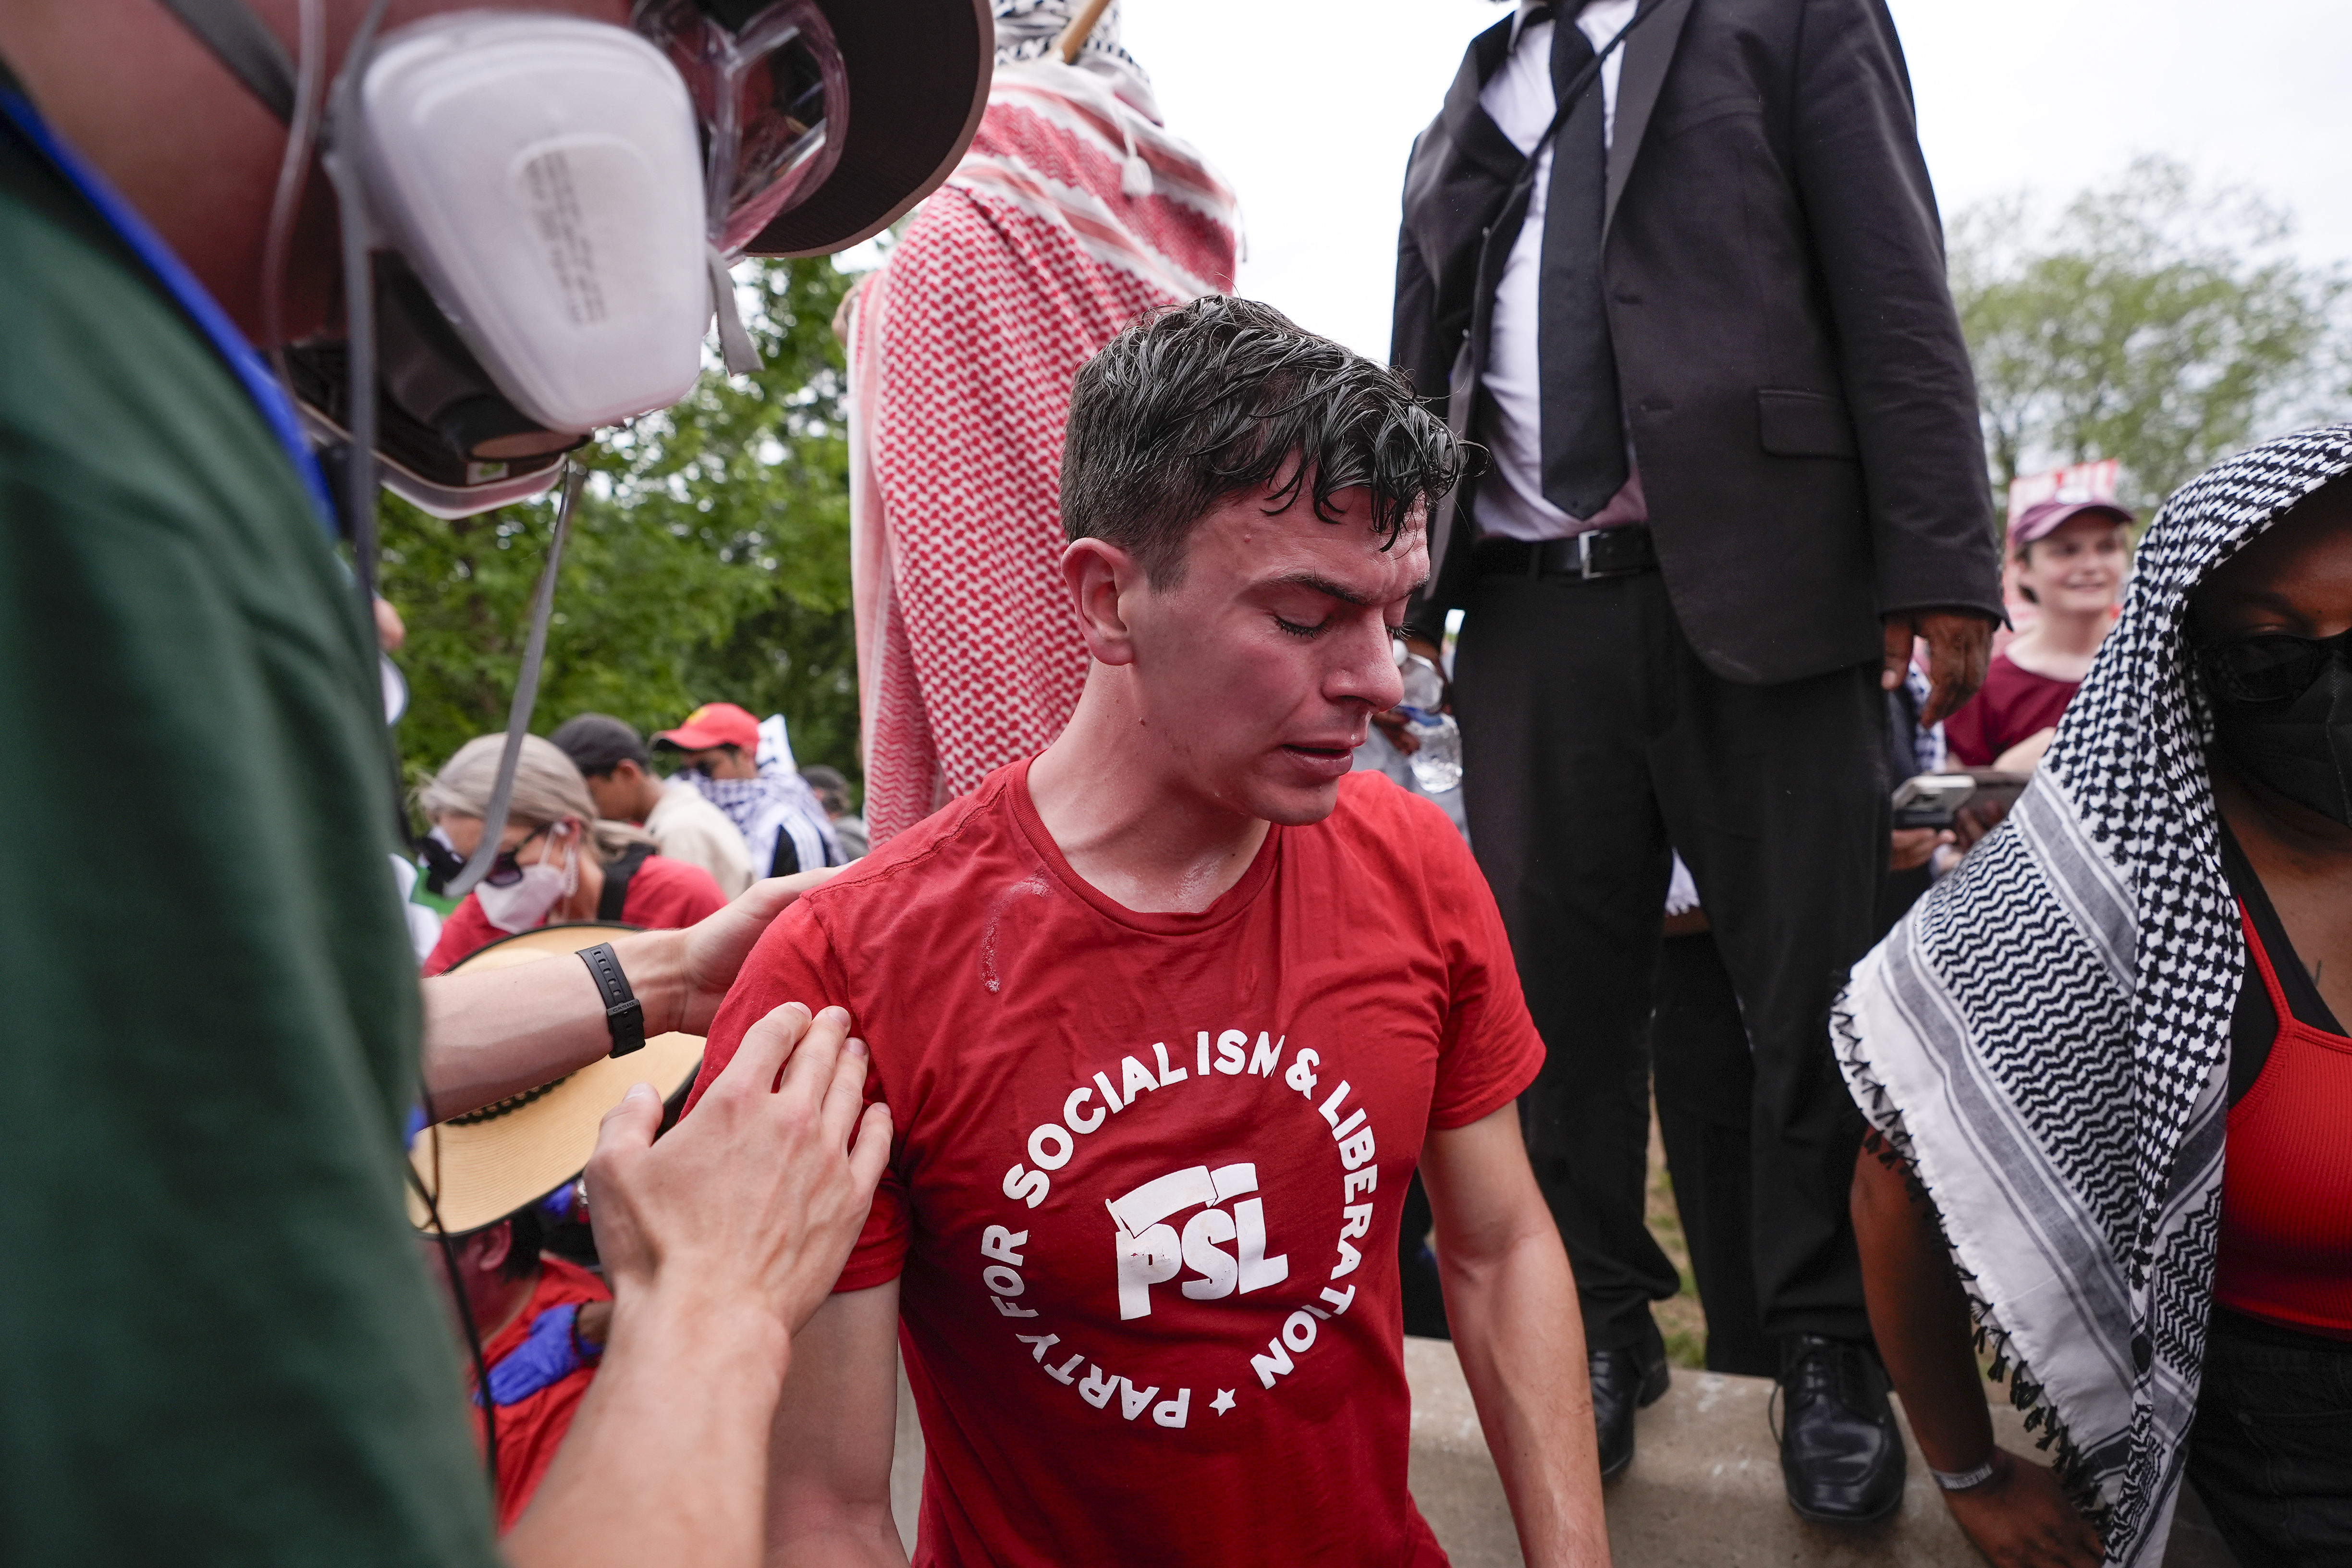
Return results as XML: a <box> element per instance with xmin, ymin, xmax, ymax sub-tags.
<box><xmin>1838</xmin><ymin>426</ymin><xmax>2352</xmax><ymax>1568</ymax></box>
<box><xmin>417</xmin><ymin>734</ymin><xmax>729</xmax><ymax>976</ymax></box>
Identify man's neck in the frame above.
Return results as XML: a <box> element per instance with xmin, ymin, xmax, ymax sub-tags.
<box><xmin>1026</xmin><ymin>666</ymin><xmax>1271</xmax><ymax>916</ymax></box>
<box><xmin>0</xmin><ymin>1</ymin><xmax>313</xmax><ymax>343</ymax></box>
<box><xmin>471</xmin><ymin>1263</ymin><xmax>543</xmax><ymax>1350</ymax></box>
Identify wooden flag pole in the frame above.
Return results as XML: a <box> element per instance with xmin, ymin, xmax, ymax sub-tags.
<box><xmin>1054</xmin><ymin>0</ymin><xmax>1115</xmax><ymax>63</ymax></box>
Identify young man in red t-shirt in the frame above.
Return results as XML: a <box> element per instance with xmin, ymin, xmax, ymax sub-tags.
<box><xmin>687</xmin><ymin>297</ymin><xmax>1606</xmax><ymax>1565</ymax></box>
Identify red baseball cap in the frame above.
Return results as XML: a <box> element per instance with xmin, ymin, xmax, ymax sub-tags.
<box><xmin>652</xmin><ymin>701</ymin><xmax>760</xmax><ymax>753</ymax></box>
<box><xmin>2010</xmin><ymin>498</ymin><xmax>2134</xmax><ymax>553</ymax></box>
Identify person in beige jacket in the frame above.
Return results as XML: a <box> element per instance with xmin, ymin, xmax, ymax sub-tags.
<box><xmin>551</xmin><ymin>714</ymin><xmax>755</xmax><ymax>897</ymax></box>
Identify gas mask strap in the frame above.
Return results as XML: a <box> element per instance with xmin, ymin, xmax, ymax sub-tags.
<box><xmin>259</xmin><ymin>0</ymin><xmax>326</xmax><ymax>400</ymax></box>
<box><xmin>151</xmin><ymin>0</ymin><xmax>298</xmax><ymax>126</ymax></box>
<box><xmin>321</xmin><ymin>0</ymin><xmax>392</xmax><ymax>597</ymax></box>
<box><xmin>444</xmin><ymin>462</ymin><xmax>588</xmax><ymax>899</ymax></box>
<box><xmin>707</xmin><ymin>247</ymin><xmax>765</xmax><ymax>374</ymax></box>
<box><xmin>406</xmin><ymin>1120</ymin><xmax>501</xmax><ymax>1494</ymax></box>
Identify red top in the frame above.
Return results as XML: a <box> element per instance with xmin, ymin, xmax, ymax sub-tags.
<box><xmin>1941</xmin><ymin>651</ymin><xmax>2079</xmax><ymax>767</ymax></box>
<box><xmin>688</xmin><ymin>763</ymin><xmax>1545</xmax><ymax>1568</ymax></box>
<box><xmin>423</xmin><ymin>853</ymin><xmax>726</xmax><ymax>975</ymax></box>
<box><xmin>475</xmin><ymin>1257</ymin><xmax>610</xmax><ymax>1531</ymax></box>
<box><xmin>2216</xmin><ymin>905</ymin><xmax>2352</xmax><ymax>1341</ymax></box>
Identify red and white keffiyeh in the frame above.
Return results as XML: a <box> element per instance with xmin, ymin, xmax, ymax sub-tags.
<box><xmin>844</xmin><ymin>60</ymin><xmax>1239</xmax><ymax>845</ymax></box>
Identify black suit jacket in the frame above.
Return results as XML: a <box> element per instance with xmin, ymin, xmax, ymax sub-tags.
<box><xmin>1395</xmin><ymin>0</ymin><xmax>2001</xmax><ymax>685</ymax></box>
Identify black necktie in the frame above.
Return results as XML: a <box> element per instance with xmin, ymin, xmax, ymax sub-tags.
<box><xmin>1536</xmin><ymin>9</ymin><xmax>1627</xmax><ymax>519</ymax></box>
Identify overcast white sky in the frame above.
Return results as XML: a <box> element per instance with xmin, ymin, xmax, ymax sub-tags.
<box><xmin>1115</xmin><ymin>0</ymin><xmax>2352</xmax><ymax>361</ymax></box>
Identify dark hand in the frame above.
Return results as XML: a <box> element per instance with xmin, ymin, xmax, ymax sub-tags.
<box><xmin>585</xmin><ymin>1002</ymin><xmax>891</xmax><ymax>1341</ymax></box>
<box><xmin>1942</xmin><ymin>1451</ymin><xmax>2103</xmax><ymax>1567</ymax></box>
<box><xmin>1371</xmin><ymin>709</ymin><xmax>1421</xmax><ymax>755</ymax></box>
<box><xmin>1884</xmin><ymin>612</ymin><xmax>1996</xmax><ymax>726</ymax></box>
<box><xmin>1889</xmin><ymin>826</ymin><xmax>1955</xmax><ymax>872</ymax></box>
<box><xmin>1390</xmin><ymin>630</ymin><xmax>1452</xmax><ymax>724</ymax></box>
<box><xmin>1951</xmin><ymin>796</ymin><xmax>2010</xmax><ymax>850</ymax></box>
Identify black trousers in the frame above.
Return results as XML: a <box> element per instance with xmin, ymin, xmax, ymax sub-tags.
<box><xmin>1650</xmin><ymin>931</ymin><xmax>1776</xmax><ymax>1376</ymax></box>
<box><xmin>2189</xmin><ymin>1308</ymin><xmax>2352</xmax><ymax>1566</ymax></box>
<box><xmin>1453</xmin><ymin>567</ymin><xmax>1885</xmax><ymax>1351</ymax></box>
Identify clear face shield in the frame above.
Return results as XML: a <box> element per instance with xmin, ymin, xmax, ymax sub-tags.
<box><xmin>153</xmin><ymin>0</ymin><xmax>984</xmax><ymax>892</ymax></box>
<box><xmin>159</xmin><ymin>0</ymin><xmax>854</xmax><ymax>520</ymax></box>
<box><xmin>634</xmin><ymin>0</ymin><xmax>849</xmax><ymax>258</ymax></box>
<box><xmin>331</xmin><ymin>2</ymin><xmax>849</xmax><ymax>520</ymax></box>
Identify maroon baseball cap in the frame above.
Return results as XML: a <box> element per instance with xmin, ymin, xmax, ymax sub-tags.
<box><xmin>651</xmin><ymin>701</ymin><xmax>761</xmax><ymax>753</ymax></box>
<box><xmin>2010</xmin><ymin>498</ymin><xmax>2134</xmax><ymax>553</ymax></box>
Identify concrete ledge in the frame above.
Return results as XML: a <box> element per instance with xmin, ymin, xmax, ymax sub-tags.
<box><xmin>886</xmin><ymin>1339</ymin><xmax>2242</xmax><ymax>1564</ymax></box>
<box><xmin>1404</xmin><ymin>1337</ymin><xmax>2237</xmax><ymax>1567</ymax></box>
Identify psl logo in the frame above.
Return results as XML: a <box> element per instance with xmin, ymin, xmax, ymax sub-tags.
<box><xmin>1108</xmin><ymin>1162</ymin><xmax>1288</xmax><ymax>1321</ymax></box>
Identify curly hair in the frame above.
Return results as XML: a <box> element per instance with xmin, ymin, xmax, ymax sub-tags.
<box><xmin>1059</xmin><ymin>295</ymin><xmax>1462</xmax><ymax>587</ymax></box>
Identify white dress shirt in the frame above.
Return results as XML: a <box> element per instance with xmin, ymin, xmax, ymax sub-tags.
<box><xmin>1475</xmin><ymin>0</ymin><xmax>1647</xmax><ymax>542</ymax></box>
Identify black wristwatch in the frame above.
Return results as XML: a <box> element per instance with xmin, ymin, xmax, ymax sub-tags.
<box><xmin>576</xmin><ymin>942</ymin><xmax>646</xmax><ymax>1057</ymax></box>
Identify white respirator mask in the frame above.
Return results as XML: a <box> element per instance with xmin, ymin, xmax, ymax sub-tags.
<box><xmin>154</xmin><ymin>0</ymin><xmax>985</xmax><ymax>900</ymax></box>
<box><xmin>344</xmin><ymin>12</ymin><xmax>712</xmax><ymax>438</ymax></box>
<box><xmin>473</xmin><ymin>826</ymin><xmax>580</xmax><ymax>933</ymax></box>
<box><xmin>301</xmin><ymin>2</ymin><xmax>719</xmax><ymax>540</ymax></box>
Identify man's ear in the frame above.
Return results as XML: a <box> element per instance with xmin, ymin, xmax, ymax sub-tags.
<box><xmin>1063</xmin><ymin>537</ymin><xmax>1145</xmax><ymax>667</ymax></box>
<box><xmin>470</xmin><ymin>1220</ymin><xmax>514</xmax><ymax>1275</ymax></box>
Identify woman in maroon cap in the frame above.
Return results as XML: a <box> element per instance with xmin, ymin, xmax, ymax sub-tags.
<box><xmin>1944</xmin><ymin>499</ymin><xmax>2135</xmax><ymax>772</ymax></box>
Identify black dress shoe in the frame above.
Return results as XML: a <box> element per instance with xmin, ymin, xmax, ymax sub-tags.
<box><xmin>1777</xmin><ymin>1334</ymin><xmax>1906</xmax><ymax>1522</ymax></box>
<box><xmin>1589</xmin><ymin>1337</ymin><xmax>1670</xmax><ymax>1480</ymax></box>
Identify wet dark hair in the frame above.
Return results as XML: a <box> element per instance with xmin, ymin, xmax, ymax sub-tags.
<box><xmin>1059</xmin><ymin>295</ymin><xmax>1461</xmax><ymax>588</ymax></box>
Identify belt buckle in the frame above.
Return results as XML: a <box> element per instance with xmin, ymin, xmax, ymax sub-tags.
<box><xmin>1577</xmin><ymin>529</ymin><xmax>1618</xmax><ymax>580</ymax></box>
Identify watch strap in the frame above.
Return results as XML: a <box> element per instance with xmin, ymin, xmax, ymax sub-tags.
<box><xmin>576</xmin><ymin>942</ymin><xmax>646</xmax><ymax>1058</ymax></box>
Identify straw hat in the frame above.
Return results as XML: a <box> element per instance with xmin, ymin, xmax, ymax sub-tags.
<box><xmin>407</xmin><ymin>923</ymin><xmax>703</xmax><ymax>1236</ymax></box>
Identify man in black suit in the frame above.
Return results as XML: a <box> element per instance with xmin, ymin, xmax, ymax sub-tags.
<box><xmin>1391</xmin><ymin>0</ymin><xmax>2003</xmax><ymax>1520</ymax></box>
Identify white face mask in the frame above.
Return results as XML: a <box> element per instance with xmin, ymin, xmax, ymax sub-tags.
<box><xmin>474</xmin><ymin>831</ymin><xmax>578</xmax><ymax>933</ymax></box>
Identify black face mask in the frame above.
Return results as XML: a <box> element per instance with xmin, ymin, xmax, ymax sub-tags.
<box><xmin>2200</xmin><ymin>628</ymin><xmax>2352</xmax><ymax>826</ymax></box>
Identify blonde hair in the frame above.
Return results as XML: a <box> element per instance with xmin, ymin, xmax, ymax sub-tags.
<box><xmin>418</xmin><ymin>733</ymin><xmax>655</xmax><ymax>864</ymax></box>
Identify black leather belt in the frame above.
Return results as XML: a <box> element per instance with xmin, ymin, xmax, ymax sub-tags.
<box><xmin>1471</xmin><ymin>524</ymin><xmax>1657</xmax><ymax>580</ymax></box>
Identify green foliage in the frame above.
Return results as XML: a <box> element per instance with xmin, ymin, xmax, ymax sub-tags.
<box><xmin>1951</xmin><ymin>156</ymin><xmax>2351</xmax><ymax>515</ymax></box>
<box><xmin>378</xmin><ymin>258</ymin><xmax>860</xmax><ymax>799</ymax></box>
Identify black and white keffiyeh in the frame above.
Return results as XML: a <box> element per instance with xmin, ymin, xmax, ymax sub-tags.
<box><xmin>1834</xmin><ymin>424</ymin><xmax>2352</xmax><ymax>1566</ymax></box>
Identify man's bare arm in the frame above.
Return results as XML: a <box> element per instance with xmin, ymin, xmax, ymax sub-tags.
<box><xmin>766</xmin><ymin>1281</ymin><xmax>908</xmax><ymax>1567</ymax></box>
<box><xmin>1421</xmin><ymin>1104</ymin><xmax>1610</xmax><ymax>1568</ymax></box>
<box><xmin>505</xmin><ymin>1002</ymin><xmax>892</xmax><ymax>1568</ymax></box>
<box><xmin>419</xmin><ymin>871</ymin><xmax>833</xmax><ymax>1120</ymax></box>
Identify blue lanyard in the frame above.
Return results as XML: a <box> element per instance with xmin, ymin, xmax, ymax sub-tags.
<box><xmin>0</xmin><ymin>87</ymin><xmax>339</xmax><ymax>537</ymax></box>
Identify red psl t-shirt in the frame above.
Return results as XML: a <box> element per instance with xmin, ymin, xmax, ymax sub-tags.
<box><xmin>1941</xmin><ymin>651</ymin><xmax>2079</xmax><ymax>767</ymax></box>
<box><xmin>474</xmin><ymin>1256</ymin><xmax>610</xmax><ymax>1532</ymax></box>
<box><xmin>690</xmin><ymin>762</ymin><xmax>1545</xmax><ymax>1568</ymax></box>
<box><xmin>422</xmin><ymin>853</ymin><xmax>725</xmax><ymax>975</ymax></box>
